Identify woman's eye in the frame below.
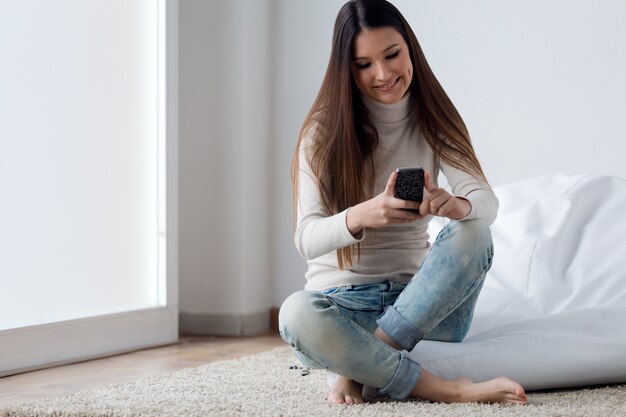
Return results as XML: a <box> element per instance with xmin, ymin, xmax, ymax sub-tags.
<box><xmin>355</xmin><ymin>62</ymin><xmax>371</xmax><ymax>70</ymax></box>
<box><xmin>386</xmin><ymin>51</ymin><xmax>400</xmax><ymax>60</ymax></box>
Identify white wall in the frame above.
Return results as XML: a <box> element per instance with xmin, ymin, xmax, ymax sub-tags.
<box><xmin>397</xmin><ymin>0</ymin><xmax>626</xmax><ymax>186</ymax></box>
<box><xmin>179</xmin><ymin>1</ymin><xmax>626</xmax><ymax>322</ymax></box>
<box><xmin>271</xmin><ymin>0</ymin><xmax>348</xmax><ymax>314</ymax></box>
<box><xmin>179</xmin><ymin>0</ymin><xmax>274</xmax><ymax>321</ymax></box>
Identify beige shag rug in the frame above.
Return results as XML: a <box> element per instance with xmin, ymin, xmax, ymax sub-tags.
<box><xmin>1</xmin><ymin>346</ymin><xmax>625</xmax><ymax>417</ymax></box>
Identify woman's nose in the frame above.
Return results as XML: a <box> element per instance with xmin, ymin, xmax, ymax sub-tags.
<box><xmin>374</xmin><ymin>62</ymin><xmax>389</xmax><ymax>81</ymax></box>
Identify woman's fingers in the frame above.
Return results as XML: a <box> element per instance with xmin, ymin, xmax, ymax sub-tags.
<box><xmin>420</xmin><ymin>172</ymin><xmax>466</xmax><ymax>218</ymax></box>
<box><xmin>434</xmin><ymin>198</ymin><xmax>457</xmax><ymax>217</ymax></box>
<box><xmin>392</xmin><ymin>198</ymin><xmax>420</xmax><ymax>211</ymax></box>
<box><xmin>384</xmin><ymin>170</ymin><xmax>398</xmax><ymax>195</ymax></box>
<box><xmin>417</xmin><ymin>170</ymin><xmax>438</xmax><ymax>217</ymax></box>
<box><xmin>423</xmin><ymin>169</ymin><xmax>436</xmax><ymax>193</ymax></box>
<box><xmin>428</xmin><ymin>191</ymin><xmax>452</xmax><ymax>214</ymax></box>
<box><xmin>417</xmin><ymin>197</ymin><xmax>430</xmax><ymax>218</ymax></box>
<box><xmin>389</xmin><ymin>208</ymin><xmax>420</xmax><ymax>221</ymax></box>
<box><xmin>420</xmin><ymin>195</ymin><xmax>470</xmax><ymax>219</ymax></box>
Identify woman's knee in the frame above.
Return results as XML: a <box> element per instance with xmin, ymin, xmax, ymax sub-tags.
<box><xmin>449</xmin><ymin>219</ymin><xmax>493</xmax><ymax>257</ymax></box>
<box><xmin>279</xmin><ymin>291</ymin><xmax>308</xmax><ymax>331</ymax></box>
<box><xmin>451</xmin><ymin>218</ymin><xmax>491</xmax><ymax>239</ymax></box>
<box><xmin>278</xmin><ymin>290</ymin><xmax>326</xmax><ymax>346</ymax></box>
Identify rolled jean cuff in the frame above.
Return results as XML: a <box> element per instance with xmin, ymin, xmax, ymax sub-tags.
<box><xmin>378</xmin><ymin>352</ymin><xmax>422</xmax><ymax>400</ymax></box>
<box><xmin>376</xmin><ymin>305</ymin><xmax>424</xmax><ymax>351</ymax></box>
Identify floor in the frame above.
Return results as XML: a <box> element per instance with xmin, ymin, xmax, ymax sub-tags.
<box><xmin>0</xmin><ymin>332</ymin><xmax>286</xmax><ymax>408</ymax></box>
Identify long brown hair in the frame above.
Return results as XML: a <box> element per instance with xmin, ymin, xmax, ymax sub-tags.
<box><xmin>292</xmin><ymin>0</ymin><xmax>487</xmax><ymax>269</ymax></box>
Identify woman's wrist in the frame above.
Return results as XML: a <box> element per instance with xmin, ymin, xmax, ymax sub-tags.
<box><xmin>455</xmin><ymin>197</ymin><xmax>472</xmax><ymax>219</ymax></box>
<box><xmin>346</xmin><ymin>206</ymin><xmax>364</xmax><ymax>238</ymax></box>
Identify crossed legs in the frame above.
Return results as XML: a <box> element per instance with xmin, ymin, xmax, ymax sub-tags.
<box><xmin>279</xmin><ymin>220</ymin><xmax>527</xmax><ymax>405</ymax></box>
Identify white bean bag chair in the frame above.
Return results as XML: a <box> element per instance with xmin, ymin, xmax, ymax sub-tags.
<box><xmin>405</xmin><ymin>173</ymin><xmax>626</xmax><ymax>390</ymax></box>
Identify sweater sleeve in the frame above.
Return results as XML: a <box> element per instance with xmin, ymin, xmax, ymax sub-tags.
<box><xmin>440</xmin><ymin>161</ymin><xmax>499</xmax><ymax>225</ymax></box>
<box><xmin>294</xmin><ymin>134</ymin><xmax>364</xmax><ymax>260</ymax></box>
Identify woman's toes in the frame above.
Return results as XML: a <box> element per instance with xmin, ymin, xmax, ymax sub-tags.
<box><xmin>327</xmin><ymin>392</ymin><xmax>343</xmax><ymax>404</ymax></box>
<box><xmin>505</xmin><ymin>391</ymin><xmax>528</xmax><ymax>405</ymax></box>
<box><xmin>345</xmin><ymin>395</ymin><xmax>362</xmax><ymax>405</ymax></box>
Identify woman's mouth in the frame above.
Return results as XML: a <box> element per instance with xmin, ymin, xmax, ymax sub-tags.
<box><xmin>375</xmin><ymin>77</ymin><xmax>400</xmax><ymax>91</ymax></box>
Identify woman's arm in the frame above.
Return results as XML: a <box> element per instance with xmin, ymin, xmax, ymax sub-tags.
<box><xmin>294</xmin><ymin>141</ymin><xmax>364</xmax><ymax>260</ymax></box>
<box><xmin>437</xmin><ymin>161</ymin><xmax>500</xmax><ymax>224</ymax></box>
<box><xmin>295</xmin><ymin>142</ymin><xmax>421</xmax><ymax>259</ymax></box>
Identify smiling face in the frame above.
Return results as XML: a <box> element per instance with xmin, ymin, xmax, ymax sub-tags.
<box><xmin>351</xmin><ymin>26</ymin><xmax>413</xmax><ymax>104</ymax></box>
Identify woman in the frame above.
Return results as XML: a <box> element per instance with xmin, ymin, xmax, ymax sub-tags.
<box><xmin>279</xmin><ymin>0</ymin><xmax>528</xmax><ymax>406</ymax></box>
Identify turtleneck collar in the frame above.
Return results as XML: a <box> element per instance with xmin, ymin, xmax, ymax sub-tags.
<box><xmin>361</xmin><ymin>92</ymin><xmax>413</xmax><ymax>125</ymax></box>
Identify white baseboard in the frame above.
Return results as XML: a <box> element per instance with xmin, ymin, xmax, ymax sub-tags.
<box><xmin>179</xmin><ymin>310</ymin><xmax>270</xmax><ymax>336</ymax></box>
<box><xmin>1</xmin><ymin>306</ymin><xmax>178</xmax><ymax>377</ymax></box>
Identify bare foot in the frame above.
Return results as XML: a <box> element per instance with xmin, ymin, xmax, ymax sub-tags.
<box><xmin>327</xmin><ymin>375</ymin><xmax>364</xmax><ymax>405</ymax></box>
<box><xmin>458</xmin><ymin>377</ymin><xmax>528</xmax><ymax>405</ymax></box>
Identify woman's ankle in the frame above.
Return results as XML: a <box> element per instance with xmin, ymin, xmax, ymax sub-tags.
<box><xmin>447</xmin><ymin>380</ymin><xmax>470</xmax><ymax>402</ymax></box>
<box><xmin>410</xmin><ymin>370</ymin><xmax>464</xmax><ymax>403</ymax></box>
<box><xmin>373</xmin><ymin>327</ymin><xmax>401</xmax><ymax>350</ymax></box>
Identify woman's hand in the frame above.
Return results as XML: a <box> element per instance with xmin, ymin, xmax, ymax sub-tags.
<box><xmin>417</xmin><ymin>170</ymin><xmax>472</xmax><ymax>220</ymax></box>
<box><xmin>346</xmin><ymin>170</ymin><xmax>420</xmax><ymax>236</ymax></box>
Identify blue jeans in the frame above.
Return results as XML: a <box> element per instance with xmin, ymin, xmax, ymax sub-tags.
<box><xmin>279</xmin><ymin>219</ymin><xmax>494</xmax><ymax>400</ymax></box>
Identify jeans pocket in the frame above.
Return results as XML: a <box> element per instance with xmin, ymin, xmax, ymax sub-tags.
<box><xmin>321</xmin><ymin>287</ymin><xmax>341</xmax><ymax>296</ymax></box>
<box><xmin>327</xmin><ymin>290</ymin><xmax>382</xmax><ymax>312</ymax></box>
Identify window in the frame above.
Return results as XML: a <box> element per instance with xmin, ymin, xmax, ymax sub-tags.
<box><xmin>0</xmin><ymin>0</ymin><xmax>178</xmax><ymax>376</ymax></box>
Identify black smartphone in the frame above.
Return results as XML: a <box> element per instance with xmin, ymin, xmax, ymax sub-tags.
<box><xmin>394</xmin><ymin>167</ymin><xmax>424</xmax><ymax>205</ymax></box>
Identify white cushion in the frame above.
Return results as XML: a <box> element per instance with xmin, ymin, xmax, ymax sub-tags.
<box><xmin>406</xmin><ymin>173</ymin><xmax>626</xmax><ymax>390</ymax></box>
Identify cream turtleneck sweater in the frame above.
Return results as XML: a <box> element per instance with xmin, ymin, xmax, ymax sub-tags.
<box><xmin>295</xmin><ymin>94</ymin><xmax>499</xmax><ymax>291</ymax></box>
